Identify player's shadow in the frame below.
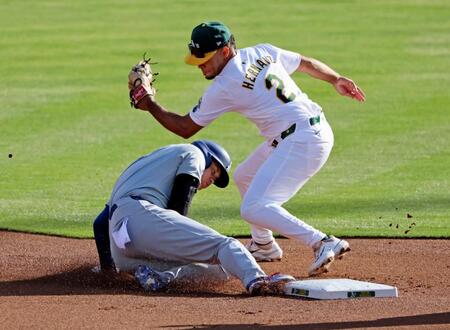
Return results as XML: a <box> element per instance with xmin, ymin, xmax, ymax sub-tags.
<box><xmin>175</xmin><ymin>312</ymin><xmax>450</xmax><ymax>329</ymax></box>
<box><xmin>0</xmin><ymin>266</ymin><xmax>244</xmax><ymax>298</ymax></box>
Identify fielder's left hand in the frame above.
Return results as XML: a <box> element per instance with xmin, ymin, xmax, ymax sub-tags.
<box><xmin>334</xmin><ymin>77</ymin><xmax>365</xmax><ymax>102</ymax></box>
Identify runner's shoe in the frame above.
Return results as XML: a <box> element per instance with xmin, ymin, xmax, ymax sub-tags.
<box><xmin>247</xmin><ymin>273</ymin><xmax>296</xmax><ymax>295</ymax></box>
<box><xmin>135</xmin><ymin>265</ymin><xmax>171</xmax><ymax>292</ymax></box>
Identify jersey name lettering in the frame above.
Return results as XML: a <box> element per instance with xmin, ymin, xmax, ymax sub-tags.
<box><xmin>241</xmin><ymin>55</ymin><xmax>274</xmax><ymax>90</ymax></box>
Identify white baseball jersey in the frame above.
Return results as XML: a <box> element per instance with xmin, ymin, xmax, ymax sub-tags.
<box><xmin>189</xmin><ymin>43</ymin><xmax>323</xmax><ymax>139</ymax></box>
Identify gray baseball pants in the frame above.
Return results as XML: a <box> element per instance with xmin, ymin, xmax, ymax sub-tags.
<box><xmin>109</xmin><ymin>197</ymin><xmax>265</xmax><ymax>288</ymax></box>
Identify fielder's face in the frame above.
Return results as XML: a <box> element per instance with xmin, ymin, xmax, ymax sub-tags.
<box><xmin>197</xmin><ymin>47</ymin><xmax>230</xmax><ymax>80</ymax></box>
<box><xmin>199</xmin><ymin>161</ymin><xmax>221</xmax><ymax>190</ymax></box>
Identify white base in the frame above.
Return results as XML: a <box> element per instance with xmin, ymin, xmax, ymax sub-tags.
<box><xmin>284</xmin><ymin>279</ymin><xmax>398</xmax><ymax>300</ymax></box>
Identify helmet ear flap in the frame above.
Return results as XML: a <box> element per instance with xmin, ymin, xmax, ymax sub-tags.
<box><xmin>191</xmin><ymin>141</ymin><xmax>212</xmax><ymax>168</ymax></box>
<box><xmin>204</xmin><ymin>155</ymin><xmax>213</xmax><ymax>168</ymax></box>
<box><xmin>191</xmin><ymin>140</ymin><xmax>231</xmax><ymax>188</ymax></box>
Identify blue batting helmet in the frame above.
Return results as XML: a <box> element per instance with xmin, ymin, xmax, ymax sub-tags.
<box><xmin>192</xmin><ymin>140</ymin><xmax>232</xmax><ymax>188</ymax></box>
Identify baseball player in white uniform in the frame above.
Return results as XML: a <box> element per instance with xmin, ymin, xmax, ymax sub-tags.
<box><xmin>93</xmin><ymin>140</ymin><xmax>294</xmax><ymax>294</ymax></box>
<box><xmin>130</xmin><ymin>21</ymin><xmax>365</xmax><ymax>276</ymax></box>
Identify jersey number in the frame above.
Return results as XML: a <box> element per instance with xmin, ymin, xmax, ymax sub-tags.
<box><xmin>265</xmin><ymin>73</ymin><xmax>296</xmax><ymax>103</ymax></box>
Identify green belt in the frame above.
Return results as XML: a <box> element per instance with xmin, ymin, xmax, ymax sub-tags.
<box><xmin>271</xmin><ymin>115</ymin><xmax>321</xmax><ymax>148</ymax></box>
<box><xmin>309</xmin><ymin>115</ymin><xmax>321</xmax><ymax>126</ymax></box>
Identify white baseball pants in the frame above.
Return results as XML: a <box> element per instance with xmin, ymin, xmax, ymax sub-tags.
<box><xmin>234</xmin><ymin>114</ymin><xmax>334</xmax><ymax>247</ymax></box>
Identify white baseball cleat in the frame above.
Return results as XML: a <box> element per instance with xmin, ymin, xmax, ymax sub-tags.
<box><xmin>246</xmin><ymin>239</ymin><xmax>283</xmax><ymax>262</ymax></box>
<box><xmin>308</xmin><ymin>236</ymin><xmax>350</xmax><ymax>276</ymax></box>
<box><xmin>247</xmin><ymin>273</ymin><xmax>296</xmax><ymax>295</ymax></box>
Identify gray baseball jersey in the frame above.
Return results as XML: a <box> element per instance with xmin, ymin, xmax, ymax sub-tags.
<box><xmin>107</xmin><ymin>144</ymin><xmax>205</xmax><ymax>208</ymax></box>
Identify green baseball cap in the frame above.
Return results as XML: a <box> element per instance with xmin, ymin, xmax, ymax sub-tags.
<box><xmin>185</xmin><ymin>21</ymin><xmax>231</xmax><ymax>66</ymax></box>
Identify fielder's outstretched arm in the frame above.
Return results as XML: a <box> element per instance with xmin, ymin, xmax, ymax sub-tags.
<box><xmin>136</xmin><ymin>96</ymin><xmax>203</xmax><ymax>139</ymax></box>
<box><xmin>297</xmin><ymin>56</ymin><xmax>366</xmax><ymax>102</ymax></box>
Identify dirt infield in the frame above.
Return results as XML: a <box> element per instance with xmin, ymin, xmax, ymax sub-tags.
<box><xmin>0</xmin><ymin>231</ymin><xmax>449</xmax><ymax>329</ymax></box>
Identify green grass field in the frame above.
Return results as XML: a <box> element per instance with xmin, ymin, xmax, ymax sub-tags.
<box><xmin>1</xmin><ymin>0</ymin><xmax>449</xmax><ymax>238</ymax></box>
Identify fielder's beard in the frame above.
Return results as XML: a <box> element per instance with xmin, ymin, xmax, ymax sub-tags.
<box><xmin>203</xmin><ymin>71</ymin><xmax>217</xmax><ymax>80</ymax></box>
<box><xmin>203</xmin><ymin>63</ymin><xmax>226</xmax><ymax>80</ymax></box>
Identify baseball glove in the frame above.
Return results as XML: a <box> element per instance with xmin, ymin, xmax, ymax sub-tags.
<box><xmin>128</xmin><ymin>53</ymin><xmax>158</xmax><ymax>108</ymax></box>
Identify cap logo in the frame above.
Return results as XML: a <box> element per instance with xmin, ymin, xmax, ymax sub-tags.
<box><xmin>189</xmin><ymin>40</ymin><xmax>200</xmax><ymax>49</ymax></box>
